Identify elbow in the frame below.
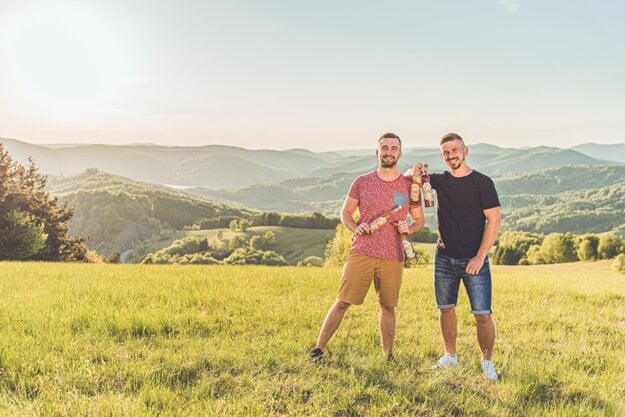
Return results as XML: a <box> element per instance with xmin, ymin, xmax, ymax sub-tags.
<box><xmin>413</xmin><ymin>217</ymin><xmax>426</xmax><ymax>233</ymax></box>
<box><xmin>489</xmin><ymin>217</ymin><xmax>501</xmax><ymax>232</ymax></box>
<box><xmin>340</xmin><ymin>210</ymin><xmax>353</xmax><ymax>226</ymax></box>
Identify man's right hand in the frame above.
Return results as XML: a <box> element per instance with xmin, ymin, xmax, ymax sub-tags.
<box><xmin>354</xmin><ymin>223</ymin><xmax>371</xmax><ymax>236</ymax></box>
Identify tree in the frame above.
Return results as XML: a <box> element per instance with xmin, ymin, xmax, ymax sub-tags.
<box><xmin>598</xmin><ymin>234</ymin><xmax>622</xmax><ymax>260</ymax></box>
<box><xmin>264</xmin><ymin>231</ymin><xmax>276</xmax><ymax>246</ymax></box>
<box><xmin>324</xmin><ymin>224</ymin><xmax>352</xmax><ymax>267</ymax></box>
<box><xmin>229</xmin><ymin>219</ymin><xmax>239</xmax><ymax>232</ymax></box>
<box><xmin>540</xmin><ymin>233</ymin><xmax>578</xmax><ymax>264</ymax></box>
<box><xmin>493</xmin><ymin>246</ymin><xmax>521</xmax><ymax>265</ymax></box>
<box><xmin>526</xmin><ymin>245</ymin><xmax>545</xmax><ymax>265</ymax></box>
<box><xmin>239</xmin><ymin>219</ymin><xmax>250</xmax><ymax>231</ymax></box>
<box><xmin>249</xmin><ymin>235</ymin><xmax>264</xmax><ymax>250</ymax></box>
<box><xmin>493</xmin><ymin>231</ymin><xmax>544</xmax><ymax>265</ymax></box>
<box><xmin>576</xmin><ymin>234</ymin><xmax>599</xmax><ymax>261</ymax></box>
<box><xmin>229</xmin><ymin>235</ymin><xmax>247</xmax><ymax>250</ymax></box>
<box><xmin>217</xmin><ymin>230</ymin><xmax>224</xmax><ymax>240</ymax></box>
<box><xmin>411</xmin><ymin>226</ymin><xmax>438</xmax><ymax>243</ymax></box>
<box><xmin>0</xmin><ymin>210</ymin><xmax>48</xmax><ymax>260</ymax></box>
<box><xmin>0</xmin><ymin>144</ymin><xmax>87</xmax><ymax>261</ymax></box>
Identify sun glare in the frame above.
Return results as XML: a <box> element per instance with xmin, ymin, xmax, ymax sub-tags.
<box><xmin>0</xmin><ymin>2</ymin><xmax>134</xmax><ymax>119</ymax></box>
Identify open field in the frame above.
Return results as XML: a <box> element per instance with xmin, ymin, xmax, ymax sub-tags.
<box><xmin>0</xmin><ymin>261</ymin><xmax>624</xmax><ymax>416</ymax></box>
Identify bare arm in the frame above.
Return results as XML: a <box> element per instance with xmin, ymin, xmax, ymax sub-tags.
<box><xmin>397</xmin><ymin>204</ymin><xmax>426</xmax><ymax>235</ymax></box>
<box><xmin>341</xmin><ymin>195</ymin><xmax>370</xmax><ymax>235</ymax></box>
<box><xmin>466</xmin><ymin>206</ymin><xmax>501</xmax><ymax>275</ymax></box>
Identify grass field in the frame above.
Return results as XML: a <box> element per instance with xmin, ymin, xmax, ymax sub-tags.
<box><xmin>0</xmin><ymin>261</ymin><xmax>624</xmax><ymax>416</ymax></box>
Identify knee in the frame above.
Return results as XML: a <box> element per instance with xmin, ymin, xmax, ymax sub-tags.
<box><xmin>335</xmin><ymin>300</ymin><xmax>351</xmax><ymax>311</ymax></box>
<box><xmin>379</xmin><ymin>303</ymin><xmax>395</xmax><ymax>313</ymax></box>
<box><xmin>474</xmin><ymin>314</ymin><xmax>491</xmax><ymax>324</ymax></box>
<box><xmin>440</xmin><ymin>307</ymin><xmax>455</xmax><ymax>316</ymax></box>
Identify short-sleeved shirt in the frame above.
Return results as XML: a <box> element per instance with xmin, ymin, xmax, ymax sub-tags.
<box><xmin>348</xmin><ymin>171</ymin><xmax>418</xmax><ymax>262</ymax></box>
<box><xmin>430</xmin><ymin>170</ymin><xmax>500</xmax><ymax>259</ymax></box>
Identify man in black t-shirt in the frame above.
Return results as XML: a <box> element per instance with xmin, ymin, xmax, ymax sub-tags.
<box><xmin>413</xmin><ymin>133</ymin><xmax>501</xmax><ymax>381</ymax></box>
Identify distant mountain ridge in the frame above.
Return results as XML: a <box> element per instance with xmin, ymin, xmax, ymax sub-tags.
<box><xmin>570</xmin><ymin>143</ymin><xmax>625</xmax><ymax>163</ymax></box>
<box><xmin>2</xmin><ymin>137</ymin><xmax>622</xmax><ymax>190</ymax></box>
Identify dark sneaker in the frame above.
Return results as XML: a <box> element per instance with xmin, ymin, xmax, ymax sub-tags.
<box><xmin>387</xmin><ymin>353</ymin><xmax>395</xmax><ymax>362</ymax></box>
<box><xmin>309</xmin><ymin>348</ymin><xmax>324</xmax><ymax>363</ymax></box>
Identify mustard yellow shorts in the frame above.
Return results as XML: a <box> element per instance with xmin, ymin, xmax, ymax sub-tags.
<box><xmin>338</xmin><ymin>251</ymin><xmax>404</xmax><ymax>308</ymax></box>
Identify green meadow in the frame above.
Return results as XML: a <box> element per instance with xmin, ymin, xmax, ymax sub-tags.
<box><xmin>0</xmin><ymin>261</ymin><xmax>623</xmax><ymax>416</ymax></box>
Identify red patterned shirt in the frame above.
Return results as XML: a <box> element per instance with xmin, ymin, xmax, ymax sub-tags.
<box><xmin>348</xmin><ymin>171</ymin><xmax>418</xmax><ymax>262</ymax></box>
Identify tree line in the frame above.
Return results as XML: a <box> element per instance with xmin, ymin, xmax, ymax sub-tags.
<box><xmin>142</xmin><ymin>230</ymin><xmax>288</xmax><ymax>266</ymax></box>
<box><xmin>493</xmin><ymin>231</ymin><xmax>625</xmax><ymax>265</ymax></box>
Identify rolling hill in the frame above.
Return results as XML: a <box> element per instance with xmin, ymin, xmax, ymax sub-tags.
<box><xmin>570</xmin><ymin>143</ymin><xmax>625</xmax><ymax>163</ymax></box>
<box><xmin>2</xmin><ymin>137</ymin><xmax>620</xmax><ymax>190</ymax></box>
<box><xmin>47</xmin><ymin>169</ymin><xmax>254</xmax><ymax>255</ymax></box>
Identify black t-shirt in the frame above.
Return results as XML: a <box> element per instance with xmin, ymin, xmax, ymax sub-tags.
<box><xmin>430</xmin><ymin>170</ymin><xmax>500</xmax><ymax>258</ymax></box>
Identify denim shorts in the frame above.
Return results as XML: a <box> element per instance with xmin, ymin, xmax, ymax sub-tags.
<box><xmin>434</xmin><ymin>251</ymin><xmax>492</xmax><ymax>315</ymax></box>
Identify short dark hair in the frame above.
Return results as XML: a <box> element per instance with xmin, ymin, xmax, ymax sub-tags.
<box><xmin>378</xmin><ymin>132</ymin><xmax>402</xmax><ymax>149</ymax></box>
<box><xmin>440</xmin><ymin>132</ymin><xmax>464</xmax><ymax>146</ymax></box>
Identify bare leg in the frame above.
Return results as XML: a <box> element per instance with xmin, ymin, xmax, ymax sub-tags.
<box><xmin>475</xmin><ymin>314</ymin><xmax>495</xmax><ymax>360</ymax></box>
<box><xmin>315</xmin><ymin>300</ymin><xmax>351</xmax><ymax>350</ymax></box>
<box><xmin>379</xmin><ymin>303</ymin><xmax>396</xmax><ymax>356</ymax></box>
<box><xmin>439</xmin><ymin>307</ymin><xmax>457</xmax><ymax>354</ymax></box>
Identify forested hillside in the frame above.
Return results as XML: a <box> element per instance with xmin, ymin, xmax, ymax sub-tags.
<box><xmin>501</xmin><ymin>183</ymin><xmax>625</xmax><ymax>236</ymax></box>
<box><xmin>47</xmin><ymin>169</ymin><xmax>253</xmax><ymax>255</ymax></box>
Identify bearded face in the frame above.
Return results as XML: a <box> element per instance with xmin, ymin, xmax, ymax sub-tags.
<box><xmin>441</xmin><ymin>139</ymin><xmax>468</xmax><ymax>170</ymax></box>
<box><xmin>377</xmin><ymin>138</ymin><xmax>402</xmax><ymax>168</ymax></box>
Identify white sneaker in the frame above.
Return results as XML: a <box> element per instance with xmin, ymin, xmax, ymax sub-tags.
<box><xmin>481</xmin><ymin>360</ymin><xmax>499</xmax><ymax>381</ymax></box>
<box><xmin>432</xmin><ymin>353</ymin><xmax>458</xmax><ymax>369</ymax></box>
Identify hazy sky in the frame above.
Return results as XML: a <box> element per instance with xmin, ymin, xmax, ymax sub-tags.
<box><xmin>1</xmin><ymin>0</ymin><xmax>624</xmax><ymax>150</ymax></box>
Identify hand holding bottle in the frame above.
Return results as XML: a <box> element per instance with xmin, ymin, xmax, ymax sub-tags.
<box><xmin>353</xmin><ymin>223</ymin><xmax>371</xmax><ymax>236</ymax></box>
<box><xmin>408</xmin><ymin>162</ymin><xmax>428</xmax><ymax>177</ymax></box>
<box><xmin>396</xmin><ymin>219</ymin><xmax>410</xmax><ymax>234</ymax></box>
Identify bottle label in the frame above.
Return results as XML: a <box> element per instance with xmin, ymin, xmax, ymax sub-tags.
<box><xmin>410</xmin><ymin>183</ymin><xmax>420</xmax><ymax>203</ymax></box>
<box><xmin>369</xmin><ymin>217</ymin><xmax>387</xmax><ymax>232</ymax></box>
<box><xmin>402</xmin><ymin>239</ymin><xmax>417</xmax><ymax>263</ymax></box>
<box><xmin>423</xmin><ymin>183</ymin><xmax>434</xmax><ymax>206</ymax></box>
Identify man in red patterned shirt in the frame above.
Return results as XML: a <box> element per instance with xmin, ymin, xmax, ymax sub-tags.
<box><xmin>310</xmin><ymin>133</ymin><xmax>425</xmax><ymax>362</ymax></box>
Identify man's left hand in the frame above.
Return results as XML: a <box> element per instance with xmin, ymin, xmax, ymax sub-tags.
<box><xmin>466</xmin><ymin>256</ymin><xmax>484</xmax><ymax>275</ymax></box>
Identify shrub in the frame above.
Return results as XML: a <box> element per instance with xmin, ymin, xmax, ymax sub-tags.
<box><xmin>612</xmin><ymin>254</ymin><xmax>625</xmax><ymax>273</ymax></box>
<box><xmin>413</xmin><ymin>248</ymin><xmax>430</xmax><ymax>266</ymax></box>
<box><xmin>84</xmin><ymin>250</ymin><xmax>104</xmax><ymax>264</ymax></box>
<box><xmin>223</xmin><ymin>248</ymin><xmax>288</xmax><ymax>266</ymax></box>
<box><xmin>300</xmin><ymin>256</ymin><xmax>324</xmax><ymax>267</ymax></box>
